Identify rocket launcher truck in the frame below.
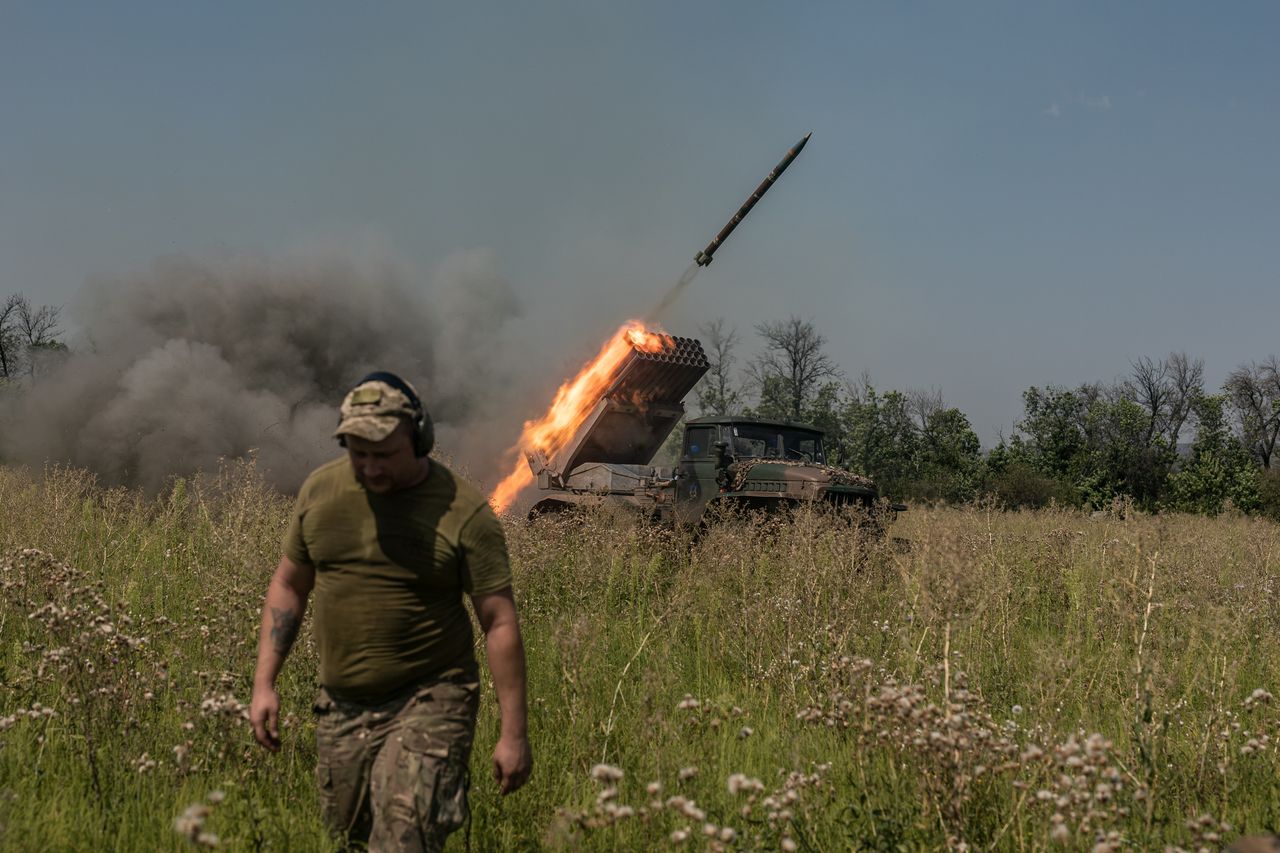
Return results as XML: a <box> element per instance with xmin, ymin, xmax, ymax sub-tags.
<box><xmin>525</xmin><ymin>332</ymin><xmax>902</xmax><ymax>527</ymax></box>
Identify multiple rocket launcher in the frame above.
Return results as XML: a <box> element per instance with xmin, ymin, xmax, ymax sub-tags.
<box><xmin>501</xmin><ymin>131</ymin><xmax>813</xmax><ymax>505</ymax></box>
<box><xmin>539</xmin><ymin>131</ymin><xmax>812</xmax><ymax>481</ymax></box>
<box><xmin>535</xmin><ymin>133</ymin><xmax>810</xmax><ymax>481</ymax></box>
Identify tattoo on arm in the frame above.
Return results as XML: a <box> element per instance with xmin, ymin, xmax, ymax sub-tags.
<box><xmin>269</xmin><ymin>606</ymin><xmax>301</xmax><ymax>655</ymax></box>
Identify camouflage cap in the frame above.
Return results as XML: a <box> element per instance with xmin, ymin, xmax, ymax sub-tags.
<box><xmin>334</xmin><ymin>379</ymin><xmax>420</xmax><ymax>443</ymax></box>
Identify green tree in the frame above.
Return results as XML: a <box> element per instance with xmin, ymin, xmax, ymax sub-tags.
<box><xmin>1011</xmin><ymin>382</ymin><xmax>1177</xmax><ymax>509</ymax></box>
<box><xmin>802</xmin><ymin>382</ymin><xmax>846</xmax><ymax>463</ymax></box>
<box><xmin>1078</xmin><ymin>393</ymin><xmax>1175</xmax><ymax>509</ymax></box>
<box><xmin>1015</xmin><ymin>385</ymin><xmax>1092</xmax><ymax>482</ymax></box>
<box><xmin>915</xmin><ymin>407</ymin><xmax>985</xmax><ymax>502</ymax></box>
<box><xmin>841</xmin><ymin>383</ymin><xmax>919</xmax><ymax>496</ymax></box>
<box><xmin>1164</xmin><ymin>394</ymin><xmax>1260</xmax><ymax>515</ymax></box>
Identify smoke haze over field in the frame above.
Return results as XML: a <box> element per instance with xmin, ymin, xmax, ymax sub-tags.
<box><xmin>0</xmin><ymin>251</ymin><xmax>522</xmax><ymax>491</ymax></box>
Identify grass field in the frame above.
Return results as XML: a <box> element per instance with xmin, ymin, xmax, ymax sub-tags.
<box><xmin>2</xmin><ymin>461</ymin><xmax>1279</xmax><ymax>851</ymax></box>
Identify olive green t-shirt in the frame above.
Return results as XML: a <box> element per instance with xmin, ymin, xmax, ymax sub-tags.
<box><xmin>283</xmin><ymin>457</ymin><xmax>512</xmax><ymax>703</ymax></box>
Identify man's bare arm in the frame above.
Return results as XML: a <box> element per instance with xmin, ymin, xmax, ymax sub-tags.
<box><xmin>471</xmin><ymin>587</ymin><xmax>532</xmax><ymax>794</ymax></box>
<box><xmin>250</xmin><ymin>555</ymin><xmax>316</xmax><ymax>751</ymax></box>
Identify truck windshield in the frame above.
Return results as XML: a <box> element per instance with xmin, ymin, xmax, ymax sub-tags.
<box><xmin>729</xmin><ymin>424</ymin><xmax>825</xmax><ymax>463</ymax></box>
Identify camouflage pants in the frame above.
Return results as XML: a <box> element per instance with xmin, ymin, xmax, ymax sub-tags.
<box><xmin>313</xmin><ymin>680</ymin><xmax>479</xmax><ymax>852</ymax></box>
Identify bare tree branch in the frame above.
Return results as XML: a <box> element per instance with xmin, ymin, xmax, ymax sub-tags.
<box><xmin>906</xmin><ymin>387</ymin><xmax>945</xmax><ymax>434</ymax></box>
<box><xmin>749</xmin><ymin>316</ymin><xmax>841</xmax><ymax>421</ymax></box>
<box><xmin>1128</xmin><ymin>356</ymin><xmax>1170</xmax><ymax>445</ymax></box>
<box><xmin>0</xmin><ymin>294</ymin><xmax>22</xmax><ymax>379</ymax></box>
<box><xmin>1224</xmin><ymin>358</ymin><xmax>1280</xmax><ymax>469</ymax></box>
<box><xmin>0</xmin><ymin>293</ymin><xmax>66</xmax><ymax>381</ymax></box>
<box><xmin>695</xmin><ymin>318</ymin><xmax>742</xmax><ymax>416</ymax></box>
<box><xmin>15</xmin><ymin>298</ymin><xmax>61</xmax><ymax>347</ymax></box>
<box><xmin>1126</xmin><ymin>352</ymin><xmax>1204</xmax><ymax>449</ymax></box>
<box><xmin>1165</xmin><ymin>351</ymin><xmax>1204</xmax><ymax>449</ymax></box>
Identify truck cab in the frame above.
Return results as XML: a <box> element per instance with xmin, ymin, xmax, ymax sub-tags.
<box><xmin>522</xmin><ymin>331</ymin><xmax>896</xmax><ymax>530</ymax></box>
<box><xmin>674</xmin><ymin>416</ymin><xmax>880</xmax><ymax>524</ymax></box>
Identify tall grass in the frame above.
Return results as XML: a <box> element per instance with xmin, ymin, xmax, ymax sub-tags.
<box><xmin>1</xmin><ymin>462</ymin><xmax>1278</xmax><ymax>850</ymax></box>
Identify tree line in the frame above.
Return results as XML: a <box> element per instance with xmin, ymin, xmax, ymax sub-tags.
<box><xmin>690</xmin><ymin>316</ymin><xmax>1280</xmax><ymax>519</ymax></box>
<box><xmin>4</xmin><ymin>292</ymin><xmax>1277</xmax><ymax>519</ymax></box>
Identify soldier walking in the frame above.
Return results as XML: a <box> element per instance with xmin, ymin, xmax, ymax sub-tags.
<box><xmin>250</xmin><ymin>372</ymin><xmax>532</xmax><ymax>851</ymax></box>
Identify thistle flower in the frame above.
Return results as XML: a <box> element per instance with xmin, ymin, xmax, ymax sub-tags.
<box><xmin>590</xmin><ymin>764</ymin><xmax>624</xmax><ymax>783</ymax></box>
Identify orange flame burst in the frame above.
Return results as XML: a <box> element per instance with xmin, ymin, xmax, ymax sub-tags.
<box><xmin>489</xmin><ymin>321</ymin><xmax>672</xmax><ymax>513</ymax></box>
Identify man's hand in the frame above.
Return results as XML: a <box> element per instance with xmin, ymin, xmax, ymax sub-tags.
<box><xmin>471</xmin><ymin>587</ymin><xmax>532</xmax><ymax>795</ymax></box>
<box><xmin>250</xmin><ymin>684</ymin><xmax>281</xmax><ymax>751</ymax></box>
<box><xmin>250</xmin><ymin>555</ymin><xmax>314</xmax><ymax>754</ymax></box>
<box><xmin>492</xmin><ymin>733</ymin><xmax>532</xmax><ymax>795</ymax></box>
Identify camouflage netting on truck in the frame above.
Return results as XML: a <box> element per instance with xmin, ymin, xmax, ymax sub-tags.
<box><xmin>725</xmin><ymin>458</ymin><xmax>876</xmax><ymax>494</ymax></box>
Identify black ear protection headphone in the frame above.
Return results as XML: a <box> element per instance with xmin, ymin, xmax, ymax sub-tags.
<box><xmin>337</xmin><ymin>371</ymin><xmax>435</xmax><ymax>457</ymax></box>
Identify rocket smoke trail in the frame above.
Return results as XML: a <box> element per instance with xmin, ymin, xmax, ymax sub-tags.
<box><xmin>645</xmin><ymin>262</ymin><xmax>701</xmax><ymax>323</ymax></box>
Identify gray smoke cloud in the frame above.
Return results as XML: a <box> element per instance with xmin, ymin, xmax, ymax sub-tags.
<box><xmin>0</xmin><ymin>249</ymin><xmax>522</xmax><ymax>491</ymax></box>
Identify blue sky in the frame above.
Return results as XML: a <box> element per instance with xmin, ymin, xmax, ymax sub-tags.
<box><xmin>4</xmin><ymin>1</ymin><xmax>1278</xmax><ymax>446</ymax></box>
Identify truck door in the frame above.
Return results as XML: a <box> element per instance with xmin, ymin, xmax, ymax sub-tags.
<box><xmin>676</xmin><ymin>425</ymin><xmax>717</xmax><ymax>524</ymax></box>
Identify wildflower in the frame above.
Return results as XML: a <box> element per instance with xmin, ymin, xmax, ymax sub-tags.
<box><xmin>646</xmin><ymin>781</ymin><xmax>662</xmax><ymax>795</ymax></box>
<box><xmin>737</xmin><ymin>726</ymin><xmax>754</xmax><ymax>739</ymax></box>
<box><xmin>719</xmin><ymin>826</ymin><xmax>737</xmax><ymax>842</ymax></box>
<box><xmin>670</xmin><ymin>829</ymin><xmax>690</xmax><ymax>844</ymax></box>
<box><xmin>677</xmin><ymin>695</ymin><xmax>701</xmax><ymax>710</ymax></box>
<box><xmin>781</xmin><ymin>838</ymin><xmax>798</xmax><ymax>852</ymax></box>
<box><xmin>678</xmin><ymin>766</ymin><xmax>699</xmax><ymax>781</ymax></box>
<box><xmin>590</xmin><ymin>764</ymin><xmax>624</xmax><ymax>783</ymax></box>
<box><xmin>665</xmin><ymin>796</ymin><xmax>705</xmax><ymax>821</ymax></box>
<box><xmin>174</xmin><ymin>803</ymin><xmax>212</xmax><ymax>839</ymax></box>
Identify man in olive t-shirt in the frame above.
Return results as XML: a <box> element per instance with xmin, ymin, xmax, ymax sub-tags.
<box><xmin>249</xmin><ymin>373</ymin><xmax>532</xmax><ymax>852</ymax></box>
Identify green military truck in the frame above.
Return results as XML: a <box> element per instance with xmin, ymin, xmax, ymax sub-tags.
<box><xmin>525</xmin><ymin>333</ymin><xmax>903</xmax><ymax>529</ymax></box>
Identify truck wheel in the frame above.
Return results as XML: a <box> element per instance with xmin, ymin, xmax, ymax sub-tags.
<box><xmin>527</xmin><ymin>500</ymin><xmax>582</xmax><ymax>520</ymax></box>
